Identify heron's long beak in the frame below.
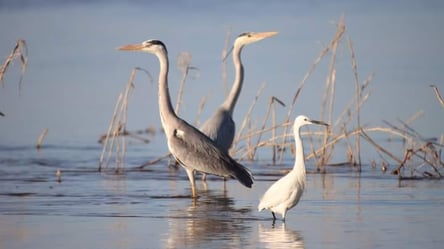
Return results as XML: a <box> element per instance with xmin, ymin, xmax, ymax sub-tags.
<box><xmin>310</xmin><ymin>119</ymin><xmax>329</xmax><ymax>127</ymax></box>
<box><xmin>117</xmin><ymin>43</ymin><xmax>144</xmax><ymax>51</ymax></box>
<box><xmin>254</xmin><ymin>31</ymin><xmax>279</xmax><ymax>40</ymax></box>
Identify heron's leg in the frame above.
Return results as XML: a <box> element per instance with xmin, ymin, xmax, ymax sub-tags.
<box><xmin>201</xmin><ymin>172</ymin><xmax>207</xmax><ymax>182</ymax></box>
<box><xmin>185</xmin><ymin>168</ymin><xmax>197</xmax><ymax>198</ymax></box>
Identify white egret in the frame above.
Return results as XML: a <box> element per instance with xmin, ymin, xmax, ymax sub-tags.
<box><xmin>258</xmin><ymin>115</ymin><xmax>328</xmax><ymax>221</ymax></box>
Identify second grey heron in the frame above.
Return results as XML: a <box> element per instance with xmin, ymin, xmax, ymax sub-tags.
<box><xmin>199</xmin><ymin>31</ymin><xmax>278</xmax><ymax>181</ymax></box>
<box><xmin>118</xmin><ymin>39</ymin><xmax>253</xmax><ymax>198</ymax></box>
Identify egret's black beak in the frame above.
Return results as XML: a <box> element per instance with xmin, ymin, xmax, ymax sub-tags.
<box><xmin>311</xmin><ymin>119</ymin><xmax>329</xmax><ymax>127</ymax></box>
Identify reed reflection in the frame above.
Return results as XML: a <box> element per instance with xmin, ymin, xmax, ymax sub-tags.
<box><xmin>258</xmin><ymin>223</ymin><xmax>304</xmax><ymax>249</ymax></box>
<box><xmin>163</xmin><ymin>189</ymin><xmax>251</xmax><ymax>248</ymax></box>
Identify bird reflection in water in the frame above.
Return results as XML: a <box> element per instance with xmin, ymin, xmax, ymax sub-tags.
<box><xmin>258</xmin><ymin>223</ymin><xmax>305</xmax><ymax>249</ymax></box>
<box><xmin>163</xmin><ymin>189</ymin><xmax>251</xmax><ymax>248</ymax></box>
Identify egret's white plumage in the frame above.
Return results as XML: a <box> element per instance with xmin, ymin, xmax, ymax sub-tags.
<box><xmin>258</xmin><ymin>115</ymin><xmax>328</xmax><ymax>221</ymax></box>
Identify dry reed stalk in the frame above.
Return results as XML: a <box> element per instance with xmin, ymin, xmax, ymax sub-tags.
<box><xmin>99</xmin><ymin>93</ymin><xmax>123</xmax><ymax>171</ymax></box>
<box><xmin>277</xmin><ymin>16</ymin><xmax>346</xmax><ymax>165</ymax></box>
<box><xmin>430</xmin><ymin>85</ymin><xmax>444</xmax><ymax>107</ymax></box>
<box><xmin>98</xmin><ymin>129</ymin><xmax>150</xmax><ymax>144</ymax></box>
<box><xmin>238</xmin><ymin>130</ymin><xmax>326</xmax><ymax>161</ymax></box>
<box><xmin>277</xmin><ymin>46</ymin><xmax>330</xmax><ymax>164</ymax></box>
<box><xmin>383</xmin><ymin>111</ymin><xmax>425</xmax><ymax>145</ymax></box>
<box><xmin>361</xmin><ymin>129</ymin><xmax>403</xmax><ymax>164</ymax></box>
<box><xmin>194</xmin><ymin>94</ymin><xmax>210</xmax><ymax>127</ymax></box>
<box><xmin>249</xmin><ymin>96</ymin><xmax>285</xmax><ymax>162</ymax></box>
<box><xmin>138</xmin><ymin>152</ymin><xmax>172</xmax><ymax>168</ymax></box>
<box><xmin>304</xmin><ymin>126</ymin><xmax>407</xmax><ymax>163</ymax></box>
<box><xmin>332</xmin><ymin>75</ymin><xmax>373</xmax><ymax>128</ymax></box>
<box><xmin>99</xmin><ymin>68</ymin><xmax>151</xmax><ymax>172</ymax></box>
<box><xmin>392</xmin><ymin>143</ymin><xmax>443</xmax><ymax>179</ymax></box>
<box><xmin>221</xmin><ymin>28</ymin><xmax>232</xmax><ymax>96</ymax></box>
<box><xmin>36</xmin><ymin>128</ymin><xmax>48</xmax><ymax>149</ymax></box>
<box><xmin>175</xmin><ymin>51</ymin><xmax>200</xmax><ymax>115</ymax></box>
<box><xmin>0</xmin><ymin>39</ymin><xmax>28</xmax><ymax>91</ymax></box>
<box><xmin>319</xmin><ymin>16</ymin><xmax>346</xmax><ymax>169</ymax></box>
<box><xmin>231</xmin><ymin>82</ymin><xmax>266</xmax><ymax>155</ymax></box>
<box><xmin>348</xmin><ymin>35</ymin><xmax>362</xmax><ymax>168</ymax></box>
<box><xmin>271</xmin><ymin>97</ymin><xmax>284</xmax><ymax>164</ymax></box>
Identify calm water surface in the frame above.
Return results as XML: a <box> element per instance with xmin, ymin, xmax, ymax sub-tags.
<box><xmin>0</xmin><ymin>144</ymin><xmax>443</xmax><ymax>249</ymax></box>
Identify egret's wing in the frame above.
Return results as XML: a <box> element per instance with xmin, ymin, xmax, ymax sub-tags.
<box><xmin>258</xmin><ymin>175</ymin><xmax>293</xmax><ymax>209</ymax></box>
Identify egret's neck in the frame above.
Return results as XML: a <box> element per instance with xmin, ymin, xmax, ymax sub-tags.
<box><xmin>221</xmin><ymin>45</ymin><xmax>244</xmax><ymax>115</ymax></box>
<box><xmin>156</xmin><ymin>51</ymin><xmax>176</xmax><ymax>137</ymax></box>
<box><xmin>293</xmin><ymin>127</ymin><xmax>306</xmax><ymax>178</ymax></box>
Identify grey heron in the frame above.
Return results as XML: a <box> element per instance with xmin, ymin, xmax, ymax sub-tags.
<box><xmin>258</xmin><ymin>115</ymin><xmax>328</xmax><ymax>221</ymax></box>
<box><xmin>118</xmin><ymin>40</ymin><xmax>253</xmax><ymax>198</ymax></box>
<box><xmin>199</xmin><ymin>31</ymin><xmax>278</xmax><ymax>181</ymax></box>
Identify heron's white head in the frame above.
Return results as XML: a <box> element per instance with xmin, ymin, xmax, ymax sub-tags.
<box><xmin>118</xmin><ymin>39</ymin><xmax>167</xmax><ymax>55</ymax></box>
<box><xmin>293</xmin><ymin>115</ymin><xmax>329</xmax><ymax>131</ymax></box>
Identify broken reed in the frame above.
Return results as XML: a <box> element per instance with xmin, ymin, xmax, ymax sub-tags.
<box><xmin>0</xmin><ymin>39</ymin><xmax>28</xmax><ymax>91</ymax></box>
<box><xmin>99</xmin><ymin>67</ymin><xmax>152</xmax><ymax>172</ymax></box>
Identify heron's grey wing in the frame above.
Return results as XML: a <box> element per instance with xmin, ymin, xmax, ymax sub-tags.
<box><xmin>200</xmin><ymin>109</ymin><xmax>235</xmax><ymax>154</ymax></box>
<box><xmin>169</xmin><ymin>119</ymin><xmax>253</xmax><ymax>187</ymax></box>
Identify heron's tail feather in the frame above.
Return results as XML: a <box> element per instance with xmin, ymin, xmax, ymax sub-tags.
<box><xmin>233</xmin><ymin>162</ymin><xmax>254</xmax><ymax>188</ymax></box>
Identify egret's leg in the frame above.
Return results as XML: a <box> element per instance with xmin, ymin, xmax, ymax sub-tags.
<box><xmin>272</xmin><ymin>212</ymin><xmax>276</xmax><ymax>221</ymax></box>
<box><xmin>185</xmin><ymin>168</ymin><xmax>197</xmax><ymax>198</ymax></box>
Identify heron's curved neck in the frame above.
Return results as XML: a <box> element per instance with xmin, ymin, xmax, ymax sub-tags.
<box><xmin>222</xmin><ymin>45</ymin><xmax>244</xmax><ymax>115</ymax></box>
<box><xmin>156</xmin><ymin>51</ymin><xmax>177</xmax><ymax>136</ymax></box>
<box><xmin>293</xmin><ymin>126</ymin><xmax>306</xmax><ymax>177</ymax></box>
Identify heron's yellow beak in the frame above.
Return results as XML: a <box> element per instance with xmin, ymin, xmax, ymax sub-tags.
<box><xmin>117</xmin><ymin>43</ymin><xmax>144</xmax><ymax>51</ymax></box>
<box><xmin>255</xmin><ymin>31</ymin><xmax>279</xmax><ymax>39</ymax></box>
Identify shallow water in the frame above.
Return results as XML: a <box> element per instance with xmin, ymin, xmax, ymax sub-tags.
<box><xmin>1</xmin><ymin>144</ymin><xmax>443</xmax><ymax>249</ymax></box>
